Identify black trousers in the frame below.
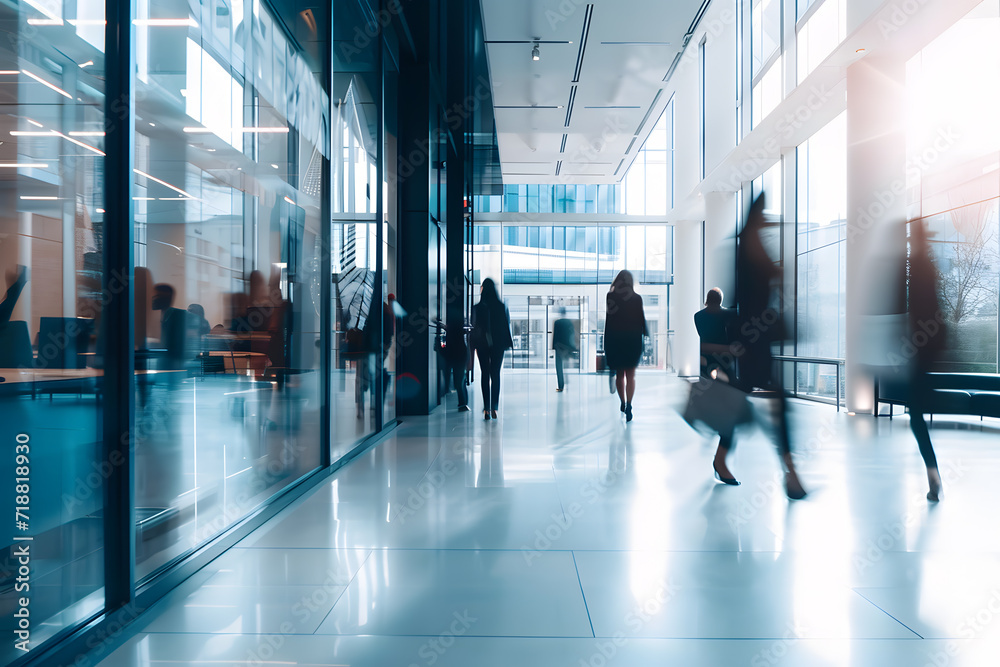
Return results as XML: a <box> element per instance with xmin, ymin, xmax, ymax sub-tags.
<box><xmin>909</xmin><ymin>368</ymin><xmax>939</xmax><ymax>470</ymax></box>
<box><xmin>476</xmin><ymin>347</ymin><xmax>505</xmax><ymax>410</ymax></box>
<box><xmin>452</xmin><ymin>359</ymin><xmax>468</xmax><ymax>408</ymax></box>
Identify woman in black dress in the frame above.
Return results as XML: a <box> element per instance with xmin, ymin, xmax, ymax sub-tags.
<box><xmin>471</xmin><ymin>278</ymin><xmax>514</xmax><ymax>420</ymax></box>
<box><xmin>734</xmin><ymin>193</ymin><xmax>806</xmax><ymax>500</ymax></box>
<box><xmin>604</xmin><ymin>270</ymin><xmax>646</xmax><ymax>422</ymax></box>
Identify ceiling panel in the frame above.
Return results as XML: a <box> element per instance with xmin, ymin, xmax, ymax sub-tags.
<box><xmin>480</xmin><ymin>0</ymin><xmax>707</xmax><ymax>184</ymax></box>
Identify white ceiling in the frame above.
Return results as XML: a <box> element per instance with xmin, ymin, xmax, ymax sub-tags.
<box><xmin>480</xmin><ymin>0</ymin><xmax>707</xmax><ymax>185</ymax></box>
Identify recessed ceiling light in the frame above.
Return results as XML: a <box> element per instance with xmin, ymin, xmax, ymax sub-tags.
<box><xmin>271</xmin><ymin>163</ymin><xmax>279</xmax><ymax>169</ymax></box>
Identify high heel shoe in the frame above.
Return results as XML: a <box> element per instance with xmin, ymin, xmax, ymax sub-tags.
<box><xmin>620</xmin><ymin>401</ymin><xmax>626</xmax><ymax>413</ymax></box>
<box><xmin>784</xmin><ymin>473</ymin><xmax>807</xmax><ymax>500</ymax></box>
<box><xmin>625</xmin><ymin>404</ymin><xmax>633</xmax><ymax>422</ymax></box>
<box><xmin>483</xmin><ymin>410</ymin><xmax>491</xmax><ymax>421</ymax></box>
<box><xmin>713</xmin><ymin>462</ymin><xmax>740</xmax><ymax>486</ymax></box>
<box><xmin>927</xmin><ymin>467</ymin><xmax>942</xmax><ymax>502</ymax></box>
<box><xmin>490</xmin><ymin>409</ymin><xmax>498</xmax><ymax>420</ymax></box>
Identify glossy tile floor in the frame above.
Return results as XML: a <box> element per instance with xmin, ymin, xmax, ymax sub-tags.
<box><xmin>95</xmin><ymin>372</ymin><xmax>1000</xmax><ymax>666</ymax></box>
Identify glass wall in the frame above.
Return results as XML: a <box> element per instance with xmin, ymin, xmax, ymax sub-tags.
<box><xmin>0</xmin><ymin>2</ymin><xmax>107</xmax><ymax>661</ymax></box>
<box><xmin>751</xmin><ymin>0</ymin><xmax>781</xmax><ymax>129</ymax></box>
<box><xmin>907</xmin><ymin>0</ymin><xmax>1000</xmax><ymax>372</ymax></box>
<box><xmin>471</xmin><ymin>224</ymin><xmax>674</xmax><ymax>371</ymax></box>
<box><xmin>622</xmin><ymin>101</ymin><xmax>673</xmax><ymax>215</ymax></box>
<box><xmin>131</xmin><ymin>0</ymin><xmax>327</xmax><ymax>580</ymax></box>
<box><xmin>796</xmin><ymin>0</ymin><xmax>847</xmax><ymax>83</ymax></box>
<box><xmin>795</xmin><ymin>112</ymin><xmax>847</xmax><ymax>398</ymax></box>
<box><xmin>475</xmin><ymin>183</ymin><xmax>620</xmax><ymax>214</ymax></box>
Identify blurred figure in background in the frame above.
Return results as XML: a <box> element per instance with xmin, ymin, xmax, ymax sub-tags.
<box><xmin>604</xmin><ymin>270</ymin><xmax>646</xmax><ymax>422</ymax></box>
<box><xmin>734</xmin><ymin>194</ymin><xmax>806</xmax><ymax>500</ymax></box>
<box><xmin>694</xmin><ymin>287</ymin><xmax>741</xmax><ymax>485</ymax></box>
<box><xmin>908</xmin><ymin>220</ymin><xmax>947</xmax><ymax>501</ymax></box>
<box><xmin>441</xmin><ymin>317</ymin><xmax>470</xmax><ymax>412</ymax></box>
<box><xmin>152</xmin><ymin>283</ymin><xmax>190</xmax><ymax>371</ymax></box>
<box><xmin>552</xmin><ymin>307</ymin><xmax>577</xmax><ymax>392</ymax></box>
<box><xmin>471</xmin><ymin>278</ymin><xmax>513</xmax><ymax>420</ymax></box>
<box><xmin>695</xmin><ymin>288</ymin><xmax>737</xmax><ymax>380</ymax></box>
<box><xmin>0</xmin><ymin>265</ymin><xmax>28</xmax><ymax>326</ymax></box>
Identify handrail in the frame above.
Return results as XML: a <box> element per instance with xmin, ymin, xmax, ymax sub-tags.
<box><xmin>771</xmin><ymin>355</ymin><xmax>845</xmax><ymax>411</ymax></box>
<box><xmin>772</xmin><ymin>355</ymin><xmax>844</xmax><ymax>366</ymax></box>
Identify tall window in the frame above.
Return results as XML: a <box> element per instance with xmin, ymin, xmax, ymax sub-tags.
<box><xmin>907</xmin><ymin>0</ymin><xmax>1000</xmax><ymax>372</ymax></box>
<box><xmin>796</xmin><ymin>113</ymin><xmax>847</xmax><ymax>363</ymax></box>
<box><xmin>0</xmin><ymin>3</ymin><xmax>107</xmax><ymax>659</ymax></box>
<box><xmin>623</xmin><ymin>100</ymin><xmax>674</xmax><ymax>215</ymax></box>
<box><xmin>751</xmin><ymin>0</ymin><xmax>782</xmax><ymax>128</ymax></box>
<box><xmin>796</xmin><ymin>0</ymin><xmax>847</xmax><ymax>83</ymax></box>
<box><xmin>132</xmin><ymin>0</ymin><xmax>328</xmax><ymax>581</ymax></box>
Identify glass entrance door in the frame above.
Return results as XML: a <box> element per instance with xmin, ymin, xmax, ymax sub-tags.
<box><xmin>506</xmin><ymin>296</ymin><xmax>586</xmax><ymax>370</ymax></box>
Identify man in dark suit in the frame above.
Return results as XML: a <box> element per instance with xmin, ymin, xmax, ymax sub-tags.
<box><xmin>552</xmin><ymin>307</ymin><xmax>578</xmax><ymax>392</ymax></box>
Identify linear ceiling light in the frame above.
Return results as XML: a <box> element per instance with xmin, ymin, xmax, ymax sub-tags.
<box><xmin>22</xmin><ymin>69</ymin><xmax>73</xmax><ymax>99</ymax></box>
<box><xmin>133</xmin><ymin>18</ymin><xmax>198</xmax><ymax>27</ymax></box>
<box><xmin>183</xmin><ymin>126</ymin><xmax>289</xmax><ymax>134</ymax></box>
<box><xmin>134</xmin><ymin>168</ymin><xmax>198</xmax><ymax>199</ymax></box>
<box><xmin>0</xmin><ymin>163</ymin><xmax>48</xmax><ymax>168</ymax></box>
<box><xmin>10</xmin><ymin>129</ymin><xmax>105</xmax><ymax>155</ymax></box>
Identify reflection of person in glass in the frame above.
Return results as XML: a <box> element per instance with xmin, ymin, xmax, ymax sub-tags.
<box><xmin>0</xmin><ymin>265</ymin><xmax>28</xmax><ymax>326</ymax></box>
<box><xmin>552</xmin><ymin>307</ymin><xmax>577</xmax><ymax>392</ymax></box>
<box><xmin>907</xmin><ymin>220</ymin><xmax>947</xmax><ymax>501</ymax></box>
<box><xmin>734</xmin><ymin>194</ymin><xmax>806</xmax><ymax>500</ymax></box>
<box><xmin>151</xmin><ymin>283</ymin><xmax>190</xmax><ymax>370</ymax></box>
<box><xmin>604</xmin><ymin>270</ymin><xmax>646</xmax><ymax>422</ymax></box>
<box><xmin>694</xmin><ymin>287</ymin><xmax>741</xmax><ymax>485</ymax></box>
<box><xmin>471</xmin><ymin>278</ymin><xmax>513</xmax><ymax>421</ymax></box>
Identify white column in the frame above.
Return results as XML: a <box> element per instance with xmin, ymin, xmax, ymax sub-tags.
<box><xmin>846</xmin><ymin>57</ymin><xmax>906</xmax><ymax>413</ymax></box>
<box><xmin>672</xmin><ymin>219</ymin><xmax>703</xmax><ymax>377</ymax></box>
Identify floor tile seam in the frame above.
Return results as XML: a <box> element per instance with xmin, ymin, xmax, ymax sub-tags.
<box><xmin>850</xmin><ymin>589</ymin><xmax>925</xmax><ymax>639</ymax></box>
<box><xmin>125</xmin><ymin>631</ymin><xmax>935</xmax><ymax>641</ymax></box>
<box><xmin>311</xmin><ymin>548</ymin><xmax>375</xmax><ymax>635</ymax></box>
<box><xmin>571</xmin><ymin>551</ymin><xmax>597</xmax><ymax>639</ymax></box>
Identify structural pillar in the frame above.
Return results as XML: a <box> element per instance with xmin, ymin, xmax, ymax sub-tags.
<box><xmin>845</xmin><ymin>56</ymin><xmax>907</xmax><ymax>413</ymax></box>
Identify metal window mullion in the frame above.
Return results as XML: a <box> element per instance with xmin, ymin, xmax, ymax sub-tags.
<box><xmin>103</xmin><ymin>0</ymin><xmax>137</xmax><ymax>611</ymax></box>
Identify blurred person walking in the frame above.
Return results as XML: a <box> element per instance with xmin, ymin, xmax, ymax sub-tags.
<box><xmin>604</xmin><ymin>270</ymin><xmax>647</xmax><ymax>422</ymax></box>
<box><xmin>733</xmin><ymin>194</ymin><xmax>806</xmax><ymax>500</ymax></box>
<box><xmin>552</xmin><ymin>307</ymin><xmax>578</xmax><ymax>392</ymax></box>
<box><xmin>471</xmin><ymin>278</ymin><xmax>513</xmax><ymax>420</ymax></box>
<box><xmin>693</xmin><ymin>287</ymin><xmax>742</xmax><ymax>484</ymax></box>
<box><xmin>907</xmin><ymin>220</ymin><xmax>947</xmax><ymax>501</ymax></box>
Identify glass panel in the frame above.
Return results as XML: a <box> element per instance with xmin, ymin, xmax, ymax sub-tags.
<box><xmin>797</xmin><ymin>0</ymin><xmax>847</xmax><ymax>83</ymax></box>
<box><xmin>132</xmin><ymin>0</ymin><xmax>325</xmax><ymax>580</ymax></box>
<box><xmin>0</xmin><ymin>1</ymin><xmax>107</xmax><ymax>658</ymax></box>
<box><xmin>796</xmin><ymin>113</ymin><xmax>847</xmax><ymax>361</ymax></box>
